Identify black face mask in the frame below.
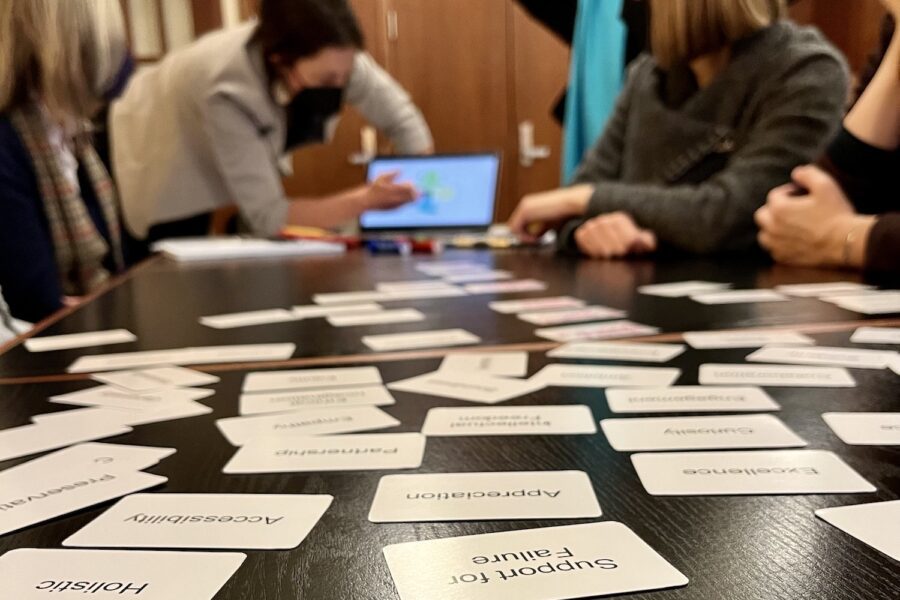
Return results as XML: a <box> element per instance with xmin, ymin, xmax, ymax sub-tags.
<box><xmin>284</xmin><ymin>87</ymin><xmax>345</xmax><ymax>151</ymax></box>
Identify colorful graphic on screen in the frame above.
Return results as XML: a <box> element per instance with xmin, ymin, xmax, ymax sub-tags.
<box><xmin>361</xmin><ymin>154</ymin><xmax>500</xmax><ymax>230</ymax></box>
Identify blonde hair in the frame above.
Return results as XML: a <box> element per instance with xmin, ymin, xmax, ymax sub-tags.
<box><xmin>0</xmin><ymin>0</ymin><xmax>127</xmax><ymax>120</ymax></box>
<box><xmin>650</xmin><ymin>0</ymin><xmax>786</xmax><ymax>70</ymax></box>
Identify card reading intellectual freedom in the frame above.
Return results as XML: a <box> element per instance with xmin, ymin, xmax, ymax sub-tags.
<box><xmin>421</xmin><ymin>406</ymin><xmax>597</xmax><ymax>437</ymax></box>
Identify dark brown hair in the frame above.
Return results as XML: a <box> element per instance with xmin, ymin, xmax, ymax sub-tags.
<box><xmin>257</xmin><ymin>0</ymin><xmax>364</xmax><ymax>64</ymax></box>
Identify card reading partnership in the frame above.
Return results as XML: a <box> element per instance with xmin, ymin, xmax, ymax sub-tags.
<box><xmin>383</xmin><ymin>522</ymin><xmax>687</xmax><ymax>600</ymax></box>
<box><xmin>632</xmin><ymin>449</ymin><xmax>875</xmax><ymax>495</ymax></box>
<box><xmin>369</xmin><ymin>471</ymin><xmax>601</xmax><ymax>522</ymax></box>
<box><xmin>64</xmin><ymin>493</ymin><xmax>332</xmax><ymax>550</ymax></box>
<box><xmin>0</xmin><ymin>549</ymin><xmax>245</xmax><ymax>600</ymax></box>
<box><xmin>223</xmin><ymin>433</ymin><xmax>426</xmax><ymax>474</ymax></box>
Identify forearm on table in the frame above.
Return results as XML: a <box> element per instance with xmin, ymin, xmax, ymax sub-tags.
<box><xmin>286</xmin><ymin>188</ymin><xmax>368</xmax><ymax>230</ymax></box>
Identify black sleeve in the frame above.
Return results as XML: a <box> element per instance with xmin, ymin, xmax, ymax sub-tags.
<box><xmin>514</xmin><ymin>0</ymin><xmax>578</xmax><ymax>45</ymax></box>
<box><xmin>823</xmin><ymin>126</ymin><xmax>899</xmax><ymax>216</ymax></box>
<box><xmin>865</xmin><ymin>214</ymin><xmax>900</xmax><ymax>273</ymax></box>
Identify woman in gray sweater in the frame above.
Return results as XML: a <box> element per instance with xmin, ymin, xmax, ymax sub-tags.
<box><xmin>508</xmin><ymin>0</ymin><xmax>848</xmax><ymax>258</ymax></box>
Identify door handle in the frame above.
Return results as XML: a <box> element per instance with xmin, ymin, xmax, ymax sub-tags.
<box><xmin>519</xmin><ymin>121</ymin><xmax>551</xmax><ymax>167</ymax></box>
<box><xmin>348</xmin><ymin>126</ymin><xmax>378</xmax><ymax>166</ymax></box>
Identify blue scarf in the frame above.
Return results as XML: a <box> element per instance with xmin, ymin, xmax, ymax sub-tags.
<box><xmin>562</xmin><ymin>0</ymin><xmax>627</xmax><ymax>183</ymax></box>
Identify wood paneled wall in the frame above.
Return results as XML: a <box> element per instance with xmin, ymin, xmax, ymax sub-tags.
<box><xmin>790</xmin><ymin>0</ymin><xmax>888</xmax><ymax>73</ymax></box>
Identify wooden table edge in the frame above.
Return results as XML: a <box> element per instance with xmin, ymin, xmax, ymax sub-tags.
<box><xmin>0</xmin><ymin>255</ymin><xmax>163</xmax><ymax>358</ymax></box>
<box><xmin>2</xmin><ymin>316</ymin><xmax>897</xmax><ymax>386</ymax></box>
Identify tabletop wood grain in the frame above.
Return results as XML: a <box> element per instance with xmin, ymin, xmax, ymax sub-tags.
<box><xmin>1</xmin><ymin>329</ymin><xmax>898</xmax><ymax>600</ymax></box>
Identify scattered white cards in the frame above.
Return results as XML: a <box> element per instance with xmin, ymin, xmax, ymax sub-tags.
<box><xmin>243</xmin><ymin>366</ymin><xmax>382</xmax><ymax>393</ymax></box>
<box><xmin>64</xmin><ymin>493</ymin><xmax>333</xmax><ymax>550</ymax></box>
<box><xmin>327</xmin><ymin>308</ymin><xmax>425</xmax><ymax>327</ymax></box>
<box><xmin>200</xmin><ymin>308</ymin><xmax>298</xmax><ymax>329</ymax></box>
<box><xmin>363</xmin><ymin>329</ymin><xmax>481</xmax><ymax>352</ymax></box>
<box><xmin>600</xmin><ymin>415</ymin><xmax>806</xmax><ymax>452</ymax></box>
<box><xmin>216</xmin><ymin>406</ymin><xmax>400</xmax><ymax>446</ymax></box>
<box><xmin>698</xmin><ymin>364</ymin><xmax>855</xmax><ymax>387</ymax></box>
<box><xmin>518</xmin><ymin>306</ymin><xmax>626</xmax><ymax>326</ymax></box>
<box><xmin>23</xmin><ymin>329</ymin><xmax>136</xmax><ymax>353</ymax></box>
<box><xmin>535</xmin><ymin>320</ymin><xmax>660</xmax><ymax>343</ymax></box>
<box><xmin>91</xmin><ymin>366</ymin><xmax>219</xmax><ymax>393</ymax></box>
<box><xmin>421</xmin><ymin>405</ymin><xmax>597</xmax><ymax>437</ymax></box>
<box><xmin>489</xmin><ymin>296</ymin><xmax>585</xmax><ymax>314</ymax></box>
<box><xmin>68</xmin><ymin>343</ymin><xmax>297</xmax><ymax>373</ymax></box>
<box><xmin>0</xmin><ymin>443</ymin><xmax>171</xmax><ymax>536</ymax></box>
<box><xmin>240</xmin><ymin>385</ymin><xmax>395</xmax><ymax>416</ymax></box>
<box><xmin>464</xmin><ymin>279</ymin><xmax>547</xmax><ymax>294</ymax></box>
<box><xmin>823</xmin><ymin>291</ymin><xmax>900</xmax><ymax>315</ymax></box>
<box><xmin>439</xmin><ymin>351</ymin><xmax>529</xmax><ymax>378</ymax></box>
<box><xmin>690</xmin><ymin>289</ymin><xmax>789</xmax><ymax>305</ymax></box>
<box><xmin>548</xmin><ymin>341</ymin><xmax>686</xmax><ymax>363</ymax></box>
<box><xmin>369</xmin><ymin>471</ymin><xmax>601</xmax><ymax>523</ymax></box>
<box><xmin>638</xmin><ymin>280</ymin><xmax>730</xmax><ymax>298</ymax></box>
<box><xmin>33</xmin><ymin>401</ymin><xmax>213</xmax><ymax>428</ymax></box>
<box><xmin>388</xmin><ymin>371</ymin><xmax>544</xmax><ymax>404</ymax></box>
<box><xmin>606</xmin><ymin>386</ymin><xmax>779</xmax><ymax>414</ymax></box>
<box><xmin>816</xmin><ymin>501</ymin><xmax>900</xmax><ymax>561</ymax></box>
<box><xmin>0</xmin><ymin>412</ymin><xmax>133</xmax><ymax>463</ymax></box>
<box><xmin>292</xmin><ymin>302</ymin><xmax>385</xmax><ymax>318</ymax></box>
<box><xmin>631</xmin><ymin>449</ymin><xmax>875</xmax><ymax>496</ymax></box>
<box><xmin>443</xmin><ymin>270</ymin><xmax>513</xmax><ymax>283</ymax></box>
<box><xmin>223</xmin><ymin>433</ymin><xmax>426</xmax><ymax>474</ymax></box>
<box><xmin>376</xmin><ymin>281</ymin><xmax>457</xmax><ymax>293</ymax></box>
<box><xmin>850</xmin><ymin>326</ymin><xmax>900</xmax><ymax>345</ymax></box>
<box><xmin>822</xmin><ymin>412</ymin><xmax>900</xmax><ymax>445</ymax></box>
<box><xmin>682</xmin><ymin>330</ymin><xmax>815</xmax><ymax>349</ymax></box>
<box><xmin>775</xmin><ymin>282</ymin><xmax>875</xmax><ymax>297</ymax></box>
<box><xmin>383</xmin><ymin>522</ymin><xmax>688</xmax><ymax>600</ymax></box>
<box><xmin>50</xmin><ymin>385</ymin><xmax>213</xmax><ymax>411</ymax></box>
<box><xmin>746</xmin><ymin>346</ymin><xmax>897</xmax><ymax>370</ymax></box>
<box><xmin>0</xmin><ymin>549</ymin><xmax>245</xmax><ymax>600</ymax></box>
<box><xmin>532</xmin><ymin>364</ymin><xmax>680</xmax><ymax>388</ymax></box>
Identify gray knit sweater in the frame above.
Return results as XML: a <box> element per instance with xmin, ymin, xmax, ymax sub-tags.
<box><xmin>560</xmin><ymin>21</ymin><xmax>849</xmax><ymax>255</ymax></box>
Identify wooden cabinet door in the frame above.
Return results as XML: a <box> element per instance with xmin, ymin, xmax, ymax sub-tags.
<box><xmin>506</xmin><ymin>2</ymin><xmax>570</xmax><ymax>220</ymax></box>
<box><xmin>382</xmin><ymin>0</ymin><xmax>514</xmax><ymax>220</ymax></box>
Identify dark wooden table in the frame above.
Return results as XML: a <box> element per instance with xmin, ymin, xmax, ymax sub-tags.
<box><xmin>1</xmin><ymin>249</ymin><xmax>899</xmax><ymax>599</ymax></box>
<box><xmin>0</xmin><ymin>249</ymin><xmax>896</xmax><ymax>381</ymax></box>
<box><xmin>1</xmin><ymin>330</ymin><xmax>898</xmax><ymax>599</ymax></box>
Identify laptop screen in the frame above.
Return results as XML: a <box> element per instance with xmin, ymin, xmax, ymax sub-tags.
<box><xmin>360</xmin><ymin>153</ymin><xmax>501</xmax><ymax>231</ymax></box>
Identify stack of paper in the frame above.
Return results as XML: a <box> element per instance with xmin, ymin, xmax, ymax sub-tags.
<box><xmin>152</xmin><ymin>236</ymin><xmax>345</xmax><ymax>262</ymax></box>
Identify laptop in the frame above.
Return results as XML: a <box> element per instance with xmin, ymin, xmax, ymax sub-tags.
<box><xmin>360</xmin><ymin>152</ymin><xmax>501</xmax><ymax>239</ymax></box>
